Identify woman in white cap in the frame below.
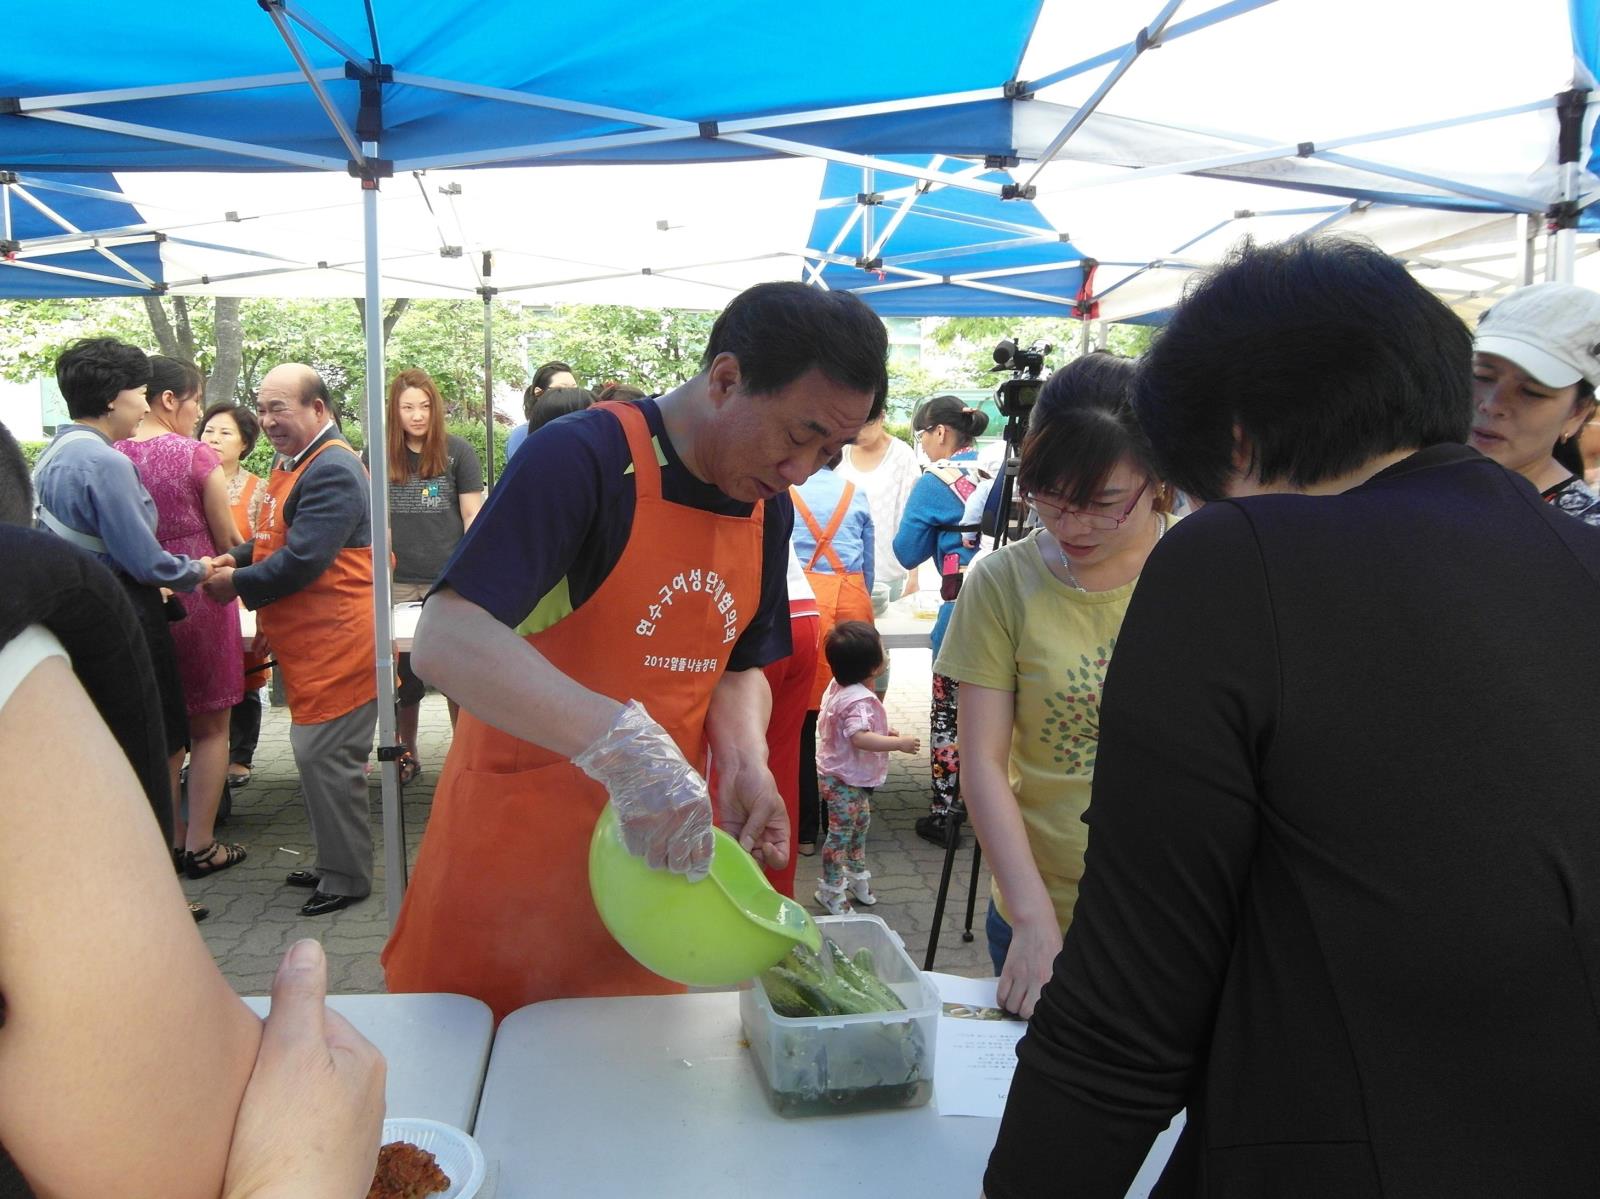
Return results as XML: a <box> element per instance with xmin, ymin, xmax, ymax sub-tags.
<box><xmin>1471</xmin><ymin>281</ymin><xmax>1600</xmax><ymax>525</ymax></box>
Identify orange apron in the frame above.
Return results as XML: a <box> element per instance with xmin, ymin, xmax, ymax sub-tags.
<box><xmin>230</xmin><ymin>470</ymin><xmax>271</xmax><ymax>692</ymax></box>
<box><xmin>253</xmin><ymin>440</ymin><xmax>378</xmax><ymax>725</ymax></box>
<box><xmin>382</xmin><ymin>401</ymin><xmax>766</xmax><ymax>1022</ymax></box>
<box><xmin>792</xmin><ymin>484</ymin><xmax>875</xmax><ymax>709</ymax></box>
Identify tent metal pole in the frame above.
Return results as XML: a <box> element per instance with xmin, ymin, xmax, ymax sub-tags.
<box><xmin>0</xmin><ymin>258</ymin><xmax>159</xmax><ymax>289</ymax></box>
<box><xmin>720</xmin><ymin>135</ymin><xmax>1008</xmax><ymax>197</ymax></box>
<box><xmin>15</xmin><ymin>69</ymin><xmax>344</xmax><ymax>112</ymax></box>
<box><xmin>1518</xmin><ymin>214</ymin><xmax>1536</xmax><ymax>286</ymax></box>
<box><xmin>20</xmin><ymin>109</ymin><xmax>347</xmax><ymax>170</ymax></box>
<box><xmin>1552</xmin><ymin>89</ymin><xmax>1588</xmax><ymax>284</ymax></box>
<box><xmin>359</xmin><ymin>153</ymin><xmax>406</xmax><ymax>926</ymax></box>
<box><xmin>482</xmin><ymin>270</ymin><xmax>496</xmax><ymax>489</ymax></box>
<box><xmin>1</xmin><ymin>183</ymin><xmax>9</xmax><ymax>243</ymax></box>
<box><xmin>1026</xmin><ymin>0</ymin><xmax>1279</xmax><ymax>91</ymax></box>
<box><xmin>861</xmin><ymin>168</ymin><xmax>874</xmax><ymax>265</ymax></box>
<box><xmin>8</xmin><ymin>184</ymin><xmax>158</xmax><ymax>287</ymax></box>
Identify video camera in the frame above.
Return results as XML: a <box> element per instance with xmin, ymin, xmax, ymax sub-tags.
<box><xmin>991</xmin><ymin>337</ymin><xmax>1053</xmax><ymax>419</ymax></box>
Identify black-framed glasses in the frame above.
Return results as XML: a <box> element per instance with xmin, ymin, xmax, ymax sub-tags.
<box><xmin>1026</xmin><ymin>478</ymin><xmax>1151</xmax><ymax>530</ymax></box>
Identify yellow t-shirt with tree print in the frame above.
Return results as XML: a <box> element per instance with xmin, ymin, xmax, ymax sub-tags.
<box><xmin>935</xmin><ymin>528</ymin><xmax>1140</xmax><ymax>932</ymax></box>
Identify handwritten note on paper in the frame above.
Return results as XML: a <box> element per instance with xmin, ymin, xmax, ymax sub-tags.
<box><xmin>926</xmin><ymin>972</ymin><xmax>1027</xmax><ymax>1118</ymax></box>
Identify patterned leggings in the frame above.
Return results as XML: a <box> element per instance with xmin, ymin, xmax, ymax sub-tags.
<box><xmin>930</xmin><ymin>672</ymin><xmax>960</xmax><ymax>816</ymax></box>
<box><xmin>819</xmin><ymin>773</ymin><xmax>872</xmax><ymax>887</ymax></box>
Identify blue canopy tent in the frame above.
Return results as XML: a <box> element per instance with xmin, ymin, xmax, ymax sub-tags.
<box><xmin>803</xmin><ymin>157</ymin><xmax>1089</xmax><ymax>318</ymax></box>
<box><xmin>7</xmin><ymin>0</ymin><xmax>1600</xmax><ymax>918</ymax></box>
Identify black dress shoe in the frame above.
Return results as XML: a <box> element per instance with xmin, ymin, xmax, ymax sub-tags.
<box><xmin>285</xmin><ymin>869</ymin><xmax>319</xmax><ymax>888</ymax></box>
<box><xmin>301</xmin><ymin>891</ymin><xmax>359</xmax><ymax>917</ymax></box>
<box><xmin>915</xmin><ymin>812</ymin><xmax>962</xmax><ymax>848</ymax></box>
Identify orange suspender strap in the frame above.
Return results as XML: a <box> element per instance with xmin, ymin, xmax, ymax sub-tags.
<box><xmin>596</xmin><ymin>400</ymin><xmax>662</xmax><ymax>500</ymax></box>
<box><xmin>790</xmin><ymin>483</ymin><xmax>854</xmax><ymax>575</ymax></box>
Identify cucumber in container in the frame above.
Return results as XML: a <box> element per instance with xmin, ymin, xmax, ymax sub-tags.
<box><xmin>739</xmin><ymin>914</ymin><xmax>940</xmax><ymax>1117</ymax></box>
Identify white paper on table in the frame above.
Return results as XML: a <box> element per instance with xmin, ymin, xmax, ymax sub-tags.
<box><xmin>926</xmin><ymin>972</ymin><xmax>1027</xmax><ymax>1118</ymax></box>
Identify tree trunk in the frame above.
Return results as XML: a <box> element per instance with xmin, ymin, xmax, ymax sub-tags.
<box><xmin>208</xmin><ymin>297</ymin><xmax>243</xmax><ymax>406</ymax></box>
<box><xmin>352</xmin><ymin>297</ymin><xmax>412</xmax><ymax>346</ymax></box>
<box><xmin>172</xmin><ymin>297</ymin><xmax>198</xmax><ymax>362</ymax></box>
<box><xmin>143</xmin><ymin>297</ymin><xmax>182</xmax><ymax>358</ymax></box>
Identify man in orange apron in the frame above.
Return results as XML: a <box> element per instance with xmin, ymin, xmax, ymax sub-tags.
<box><xmin>382</xmin><ymin>283</ymin><xmax>890</xmax><ymax>1021</ymax></box>
<box><xmin>204</xmin><ymin>364</ymin><xmax>378</xmax><ymax>917</ymax></box>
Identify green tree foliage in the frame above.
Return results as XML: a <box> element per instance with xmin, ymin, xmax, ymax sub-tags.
<box><xmin>523</xmin><ymin>305</ymin><xmax>717</xmax><ymax>395</ymax></box>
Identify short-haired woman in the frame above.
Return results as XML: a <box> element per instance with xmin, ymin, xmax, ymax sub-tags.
<box><xmin>892</xmin><ymin>394</ymin><xmax>989</xmax><ymax>845</ymax></box>
<box><xmin>383</xmin><ymin>369</ymin><xmax>485</xmax><ymax>780</ymax></box>
<box><xmin>1469</xmin><ymin>281</ymin><xmax>1600</xmax><ymax>525</ymax></box>
<box><xmin>935</xmin><ymin>353</ymin><xmax>1171</xmax><ymax>1018</ymax></box>
<box><xmin>986</xmin><ymin>238</ymin><xmax>1600</xmax><ymax>1198</ymax></box>
<box><xmin>200</xmin><ymin>400</ymin><xmax>270</xmax><ymax>790</ymax></box>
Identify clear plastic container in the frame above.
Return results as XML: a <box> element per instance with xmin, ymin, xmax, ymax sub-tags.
<box><xmin>739</xmin><ymin>914</ymin><xmax>939</xmax><ymax>1117</ymax></box>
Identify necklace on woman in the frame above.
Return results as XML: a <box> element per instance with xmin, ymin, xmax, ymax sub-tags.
<box><xmin>1050</xmin><ymin>512</ymin><xmax>1166</xmax><ymax>592</ymax></box>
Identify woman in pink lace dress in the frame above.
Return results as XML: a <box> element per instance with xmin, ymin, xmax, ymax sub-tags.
<box><xmin>117</xmin><ymin>356</ymin><xmax>247</xmax><ymax>881</ymax></box>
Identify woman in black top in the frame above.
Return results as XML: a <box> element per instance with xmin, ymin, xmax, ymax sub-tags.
<box><xmin>986</xmin><ymin>239</ymin><xmax>1600</xmax><ymax>1199</ymax></box>
<box><xmin>383</xmin><ymin>369</ymin><xmax>484</xmax><ymax>780</ymax></box>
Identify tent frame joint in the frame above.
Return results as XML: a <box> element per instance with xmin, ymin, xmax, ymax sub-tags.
<box><xmin>347</xmin><ymin>157</ymin><xmax>395</xmax><ymax>183</ymax></box>
<box><xmin>1297</xmin><ymin>141</ymin><xmax>1316</xmax><ymax>158</ymax></box>
<box><xmin>855</xmin><ymin>256</ymin><xmax>883</xmax><ymax>270</ymax></box>
<box><xmin>1000</xmin><ymin>182</ymin><xmax>1037</xmax><ymax>201</ymax></box>
<box><xmin>1003</xmin><ymin>79</ymin><xmax>1033</xmax><ymax>101</ymax></box>
<box><xmin>698</xmin><ymin>120</ymin><xmax>719</xmax><ymax>139</ymax></box>
<box><xmin>0</xmin><ymin>99</ymin><xmax>19</xmax><ymax>117</ymax></box>
<box><xmin>857</xmin><ymin>191</ymin><xmax>883</xmax><ymax>206</ymax></box>
<box><xmin>984</xmin><ymin>154</ymin><xmax>1020</xmax><ymax>169</ymax></box>
<box><xmin>344</xmin><ymin>60</ymin><xmax>394</xmax><ymax>83</ymax></box>
<box><xmin>1547</xmin><ymin>199</ymin><xmax>1581</xmax><ymax>231</ymax></box>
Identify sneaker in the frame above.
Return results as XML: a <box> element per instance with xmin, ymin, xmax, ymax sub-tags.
<box><xmin>845</xmin><ymin>871</ymin><xmax>878</xmax><ymax>906</ymax></box>
<box><xmin>915</xmin><ymin>811</ymin><xmax>961</xmax><ymax>848</ymax></box>
<box><xmin>813</xmin><ymin>885</ymin><xmax>853</xmax><ymax>916</ymax></box>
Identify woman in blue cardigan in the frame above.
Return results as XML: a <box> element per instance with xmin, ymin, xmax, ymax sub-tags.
<box><xmin>892</xmin><ymin>395</ymin><xmax>989</xmax><ymax>845</ymax></box>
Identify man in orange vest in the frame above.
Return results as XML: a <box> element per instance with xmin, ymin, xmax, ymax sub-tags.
<box><xmin>204</xmin><ymin>364</ymin><xmax>378</xmax><ymax>917</ymax></box>
<box><xmin>382</xmin><ymin>283</ymin><xmax>890</xmax><ymax>1020</ymax></box>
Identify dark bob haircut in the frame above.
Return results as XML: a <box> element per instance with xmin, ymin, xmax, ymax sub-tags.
<box><xmin>0</xmin><ymin>420</ymin><xmax>30</xmax><ymax>526</ymax></box>
<box><xmin>528</xmin><ymin>386</ymin><xmax>596</xmax><ymax>435</ymax></box>
<box><xmin>700</xmin><ymin>283</ymin><xmax>888</xmax><ymax>421</ymax></box>
<box><xmin>824</xmin><ymin>620</ymin><xmax>884</xmax><ymax>688</ymax></box>
<box><xmin>1018</xmin><ymin>352</ymin><xmax>1167</xmax><ymax>510</ymax></box>
<box><xmin>199</xmin><ymin>400</ymin><xmax>261</xmax><ymax>457</ymax></box>
<box><xmin>56</xmin><ymin>337</ymin><xmax>150</xmax><ymax>421</ymax></box>
<box><xmin>1134</xmin><ymin>237</ymin><xmax>1473</xmax><ymax>501</ymax></box>
<box><xmin>912</xmin><ymin>395</ymin><xmax>989</xmax><ymax>450</ymax></box>
<box><xmin>523</xmin><ymin>360</ymin><xmax>575</xmax><ymax>422</ymax></box>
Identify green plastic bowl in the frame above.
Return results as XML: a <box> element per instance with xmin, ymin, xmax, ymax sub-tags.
<box><xmin>588</xmin><ymin>805</ymin><xmax>821</xmax><ymax>986</ymax></box>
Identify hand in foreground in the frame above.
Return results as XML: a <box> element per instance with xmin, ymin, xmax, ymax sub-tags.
<box><xmin>996</xmin><ymin>915</ymin><xmax>1062</xmax><ymax>1020</ymax></box>
<box><xmin>574</xmin><ymin>699</ymin><xmax>715</xmax><ymax>879</ymax></box>
<box><xmin>715</xmin><ymin>758</ymin><xmax>790</xmax><ymax>870</ymax></box>
<box><xmin>222</xmin><ymin>939</ymin><xmax>385</xmax><ymax>1199</ymax></box>
<box><xmin>204</xmin><ymin>564</ymin><xmax>239</xmax><ymax>604</ymax></box>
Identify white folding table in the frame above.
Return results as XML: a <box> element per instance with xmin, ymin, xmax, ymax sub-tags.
<box><xmin>242</xmin><ymin>991</ymin><xmax>493</xmax><ymax>1129</ymax></box>
<box><xmin>473</xmin><ymin>991</ymin><xmax>999</xmax><ymax>1198</ymax></box>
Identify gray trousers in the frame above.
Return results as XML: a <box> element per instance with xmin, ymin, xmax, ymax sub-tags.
<box><xmin>288</xmin><ymin>699</ymin><xmax>377</xmax><ymax>898</ymax></box>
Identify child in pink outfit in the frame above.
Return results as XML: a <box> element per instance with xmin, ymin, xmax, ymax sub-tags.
<box><xmin>814</xmin><ymin>620</ymin><xmax>921</xmax><ymax>914</ymax></box>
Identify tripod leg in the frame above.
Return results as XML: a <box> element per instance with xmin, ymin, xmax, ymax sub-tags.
<box><xmin>962</xmin><ymin>840</ymin><xmax>982</xmax><ymax>943</ymax></box>
<box><xmin>922</xmin><ymin>808</ymin><xmax>964</xmax><ymax>971</ymax></box>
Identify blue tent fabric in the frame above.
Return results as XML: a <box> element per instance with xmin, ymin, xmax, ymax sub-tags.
<box><xmin>807</xmin><ymin>158</ymin><xmax>1086</xmax><ymax>316</ymax></box>
<box><xmin>3</xmin><ymin>0</ymin><xmax>1039</xmax><ymax>171</ymax></box>
<box><xmin>0</xmin><ymin>173</ymin><xmax>162</xmax><ymax>296</ymax></box>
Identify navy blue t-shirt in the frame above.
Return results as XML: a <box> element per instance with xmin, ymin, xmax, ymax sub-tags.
<box><xmin>438</xmin><ymin>399</ymin><xmax>793</xmax><ymax>671</ymax></box>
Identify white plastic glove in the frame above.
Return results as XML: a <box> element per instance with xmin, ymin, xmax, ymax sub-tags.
<box><xmin>574</xmin><ymin>699</ymin><xmax>715</xmax><ymax>880</ymax></box>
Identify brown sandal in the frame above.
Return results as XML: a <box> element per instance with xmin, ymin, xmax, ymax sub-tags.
<box><xmin>397</xmin><ymin>749</ymin><xmax>422</xmax><ymax>785</ymax></box>
<box><xmin>184</xmin><ymin>840</ymin><xmax>248</xmax><ymax>880</ymax></box>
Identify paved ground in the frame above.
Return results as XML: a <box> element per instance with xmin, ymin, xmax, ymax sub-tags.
<box><xmin>194</xmin><ymin>646</ymin><xmax>994</xmax><ymax>996</ymax></box>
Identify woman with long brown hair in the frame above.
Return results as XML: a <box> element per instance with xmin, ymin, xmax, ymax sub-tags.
<box><xmin>383</xmin><ymin>368</ymin><xmax>485</xmax><ymax>780</ymax></box>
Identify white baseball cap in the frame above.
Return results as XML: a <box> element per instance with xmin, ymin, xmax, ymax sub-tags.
<box><xmin>1474</xmin><ymin>282</ymin><xmax>1600</xmax><ymax>390</ymax></box>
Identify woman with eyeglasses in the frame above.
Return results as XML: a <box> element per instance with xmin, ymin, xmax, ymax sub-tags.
<box><xmin>892</xmin><ymin>395</ymin><xmax>990</xmax><ymax>846</ymax></box>
<box><xmin>934</xmin><ymin>353</ymin><xmax>1172</xmax><ymax>1018</ymax></box>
